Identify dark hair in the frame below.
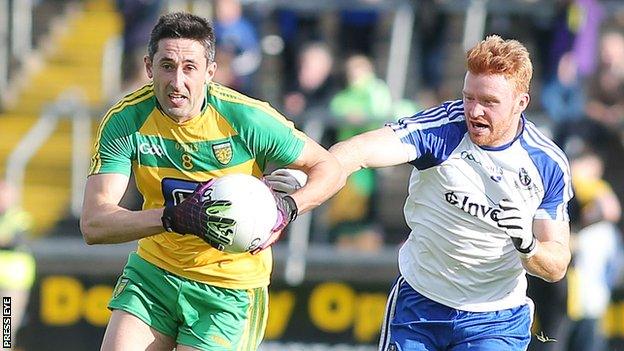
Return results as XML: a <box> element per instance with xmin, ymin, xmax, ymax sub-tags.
<box><xmin>148</xmin><ymin>12</ymin><xmax>216</xmax><ymax>62</ymax></box>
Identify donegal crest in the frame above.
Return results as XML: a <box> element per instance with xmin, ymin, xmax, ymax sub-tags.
<box><xmin>212</xmin><ymin>142</ymin><xmax>233</xmax><ymax>165</ymax></box>
<box><xmin>113</xmin><ymin>278</ymin><xmax>129</xmax><ymax>298</ymax></box>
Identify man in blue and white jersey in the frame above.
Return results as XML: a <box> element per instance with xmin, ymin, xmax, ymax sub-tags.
<box><xmin>329</xmin><ymin>35</ymin><xmax>573</xmax><ymax>350</ymax></box>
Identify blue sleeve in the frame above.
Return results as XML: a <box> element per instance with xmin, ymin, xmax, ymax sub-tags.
<box><xmin>539</xmin><ymin>165</ymin><xmax>568</xmax><ymax>217</ymax></box>
<box><xmin>521</xmin><ymin>126</ymin><xmax>573</xmax><ymax>220</ymax></box>
<box><xmin>386</xmin><ymin>100</ymin><xmax>467</xmax><ymax>170</ymax></box>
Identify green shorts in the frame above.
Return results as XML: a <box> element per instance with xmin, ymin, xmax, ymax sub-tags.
<box><xmin>108</xmin><ymin>252</ymin><xmax>268</xmax><ymax>350</ymax></box>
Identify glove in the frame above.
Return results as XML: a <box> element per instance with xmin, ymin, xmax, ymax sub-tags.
<box><xmin>262</xmin><ymin>169</ymin><xmax>307</xmax><ymax>195</ymax></box>
<box><xmin>161</xmin><ymin>180</ymin><xmax>237</xmax><ymax>251</ymax></box>
<box><xmin>497</xmin><ymin>199</ymin><xmax>537</xmax><ymax>258</ymax></box>
<box><xmin>250</xmin><ymin>179</ymin><xmax>299</xmax><ymax>254</ymax></box>
<box><xmin>272</xmin><ymin>193</ymin><xmax>298</xmax><ymax>232</ymax></box>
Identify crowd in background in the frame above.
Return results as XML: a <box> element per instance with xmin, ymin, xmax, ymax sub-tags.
<box><xmin>112</xmin><ymin>1</ymin><xmax>624</xmax><ymax>350</ymax></box>
<box><xmin>3</xmin><ymin>0</ymin><xmax>624</xmax><ymax>350</ymax></box>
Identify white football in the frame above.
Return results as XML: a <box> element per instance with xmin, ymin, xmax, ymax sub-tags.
<box><xmin>207</xmin><ymin>173</ymin><xmax>278</xmax><ymax>253</ymax></box>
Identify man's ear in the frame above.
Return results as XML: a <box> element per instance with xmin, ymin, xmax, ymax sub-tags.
<box><xmin>515</xmin><ymin>93</ymin><xmax>530</xmax><ymax>114</ymax></box>
<box><xmin>145</xmin><ymin>55</ymin><xmax>153</xmax><ymax>79</ymax></box>
<box><xmin>206</xmin><ymin>61</ymin><xmax>217</xmax><ymax>82</ymax></box>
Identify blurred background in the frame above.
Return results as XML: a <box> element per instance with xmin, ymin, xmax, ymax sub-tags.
<box><xmin>2</xmin><ymin>0</ymin><xmax>624</xmax><ymax>350</ymax></box>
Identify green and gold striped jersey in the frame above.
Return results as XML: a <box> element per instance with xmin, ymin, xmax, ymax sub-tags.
<box><xmin>89</xmin><ymin>82</ymin><xmax>306</xmax><ymax>289</ymax></box>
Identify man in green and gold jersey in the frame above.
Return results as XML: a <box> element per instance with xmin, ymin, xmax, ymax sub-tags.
<box><xmin>80</xmin><ymin>12</ymin><xmax>342</xmax><ymax>351</ymax></box>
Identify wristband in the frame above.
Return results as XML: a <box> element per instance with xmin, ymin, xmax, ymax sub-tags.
<box><xmin>517</xmin><ymin>236</ymin><xmax>537</xmax><ymax>259</ymax></box>
<box><xmin>282</xmin><ymin>195</ymin><xmax>298</xmax><ymax>223</ymax></box>
<box><xmin>161</xmin><ymin>207</ymin><xmax>175</xmax><ymax>232</ymax></box>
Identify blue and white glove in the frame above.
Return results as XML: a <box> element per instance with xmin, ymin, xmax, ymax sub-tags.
<box><xmin>497</xmin><ymin>199</ymin><xmax>537</xmax><ymax>258</ymax></box>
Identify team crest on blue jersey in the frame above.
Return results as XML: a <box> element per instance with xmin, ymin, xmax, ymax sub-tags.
<box><xmin>212</xmin><ymin>142</ymin><xmax>232</xmax><ymax>165</ymax></box>
<box><xmin>518</xmin><ymin>167</ymin><xmax>531</xmax><ymax>186</ymax></box>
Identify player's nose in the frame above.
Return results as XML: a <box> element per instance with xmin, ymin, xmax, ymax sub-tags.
<box><xmin>170</xmin><ymin>68</ymin><xmax>186</xmax><ymax>90</ymax></box>
<box><xmin>466</xmin><ymin>102</ymin><xmax>485</xmax><ymax>118</ymax></box>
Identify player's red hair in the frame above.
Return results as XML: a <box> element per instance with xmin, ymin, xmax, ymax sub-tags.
<box><xmin>466</xmin><ymin>35</ymin><xmax>533</xmax><ymax>94</ymax></box>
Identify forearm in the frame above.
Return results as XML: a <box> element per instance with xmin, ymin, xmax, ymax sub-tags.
<box><xmin>329</xmin><ymin>138</ymin><xmax>366</xmax><ymax>177</ymax></box>
<box><xmin>290</xmin><ymin>156</ymin><xmax>345</xmax><ymax>214</ymax></box>
<box><xmin>329</xmin><ymin>127</ymin><xmax>410</xmax><ymax>179</ymax></box>
<box><xmin>80</xmin><ymin>204</ymin><xmax>165</xmax><ymax>245</ymax></box>
<box><xmin>522</xmin><ymin>240</ymin><xmax>571</xmax><ymax>282</ymax></box>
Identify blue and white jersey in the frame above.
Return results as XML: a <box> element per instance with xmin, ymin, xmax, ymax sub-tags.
<box><xmin>387</xmin><ymin>99</ymin><xmax>573</xmax><ymax>312</ymax></box>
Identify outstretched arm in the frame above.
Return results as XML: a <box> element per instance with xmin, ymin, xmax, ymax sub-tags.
<box><xmin>329</xmin><ymin>126</ymin><xmax>411</xmax><ymax>181</ymax></box>
<box><xmin>80</xmin><ymin>173</ymin><xmax>164</xmax><ymax>245</ymax></box>
<box><xmin>285</xmin><ymin>135</ymin><xmax>345</xmax><ymax>214</ymax></box>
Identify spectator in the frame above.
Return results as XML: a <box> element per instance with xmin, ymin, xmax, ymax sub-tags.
<box><xmin>282</xmin><ymin>42</ymin><xmax>336</xmax><ymax>126</ymax></box>
<box><xmin>553</xmin><ymin>119</ymin><xmax>624</xmax><ymax>228</ymax></box>
<box><xmin>214</xmin><ymin>0</ymin><xmax>262</xmax><ymax>95</ymax></box>
<box><xmin>540</xmin><ymin>52</ymin><xmax>585</xmax><ymax>126</ymax></box>
<box><xmin>0</xmin><ymin>181</ymin><xmax>35</xmax><ymax>351</ymax></box>
<box><xmin>566</xmin><ymin>146</ymin><xmax>623</xmax><ymax>351</ymax></box>
<box><xmin>275</xmin><ymin>9</ymin><xmax>323</xmax><ymax>90</ymax></box>
<box><xmin>325</xmin><ymin>54</ymin><xmax>392</xmax><ymax>251</ymax></box>
<box><xmin>116</xmin><ymin>0</ymin><xmax>164</xmax><ymax>91</ymax></box>
<box><xmin>330</xmin><ymin>54</ymin><xmax>392</xmax><ymax>129</ymax></box>
<box><xmin>585</xmin><ymin>30</ymin><xmax>624</xmax><ymax>127</ymax></box>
